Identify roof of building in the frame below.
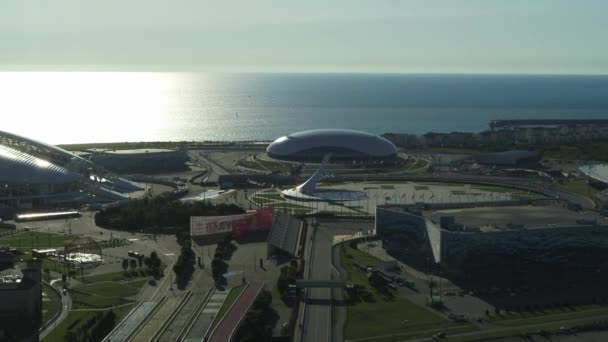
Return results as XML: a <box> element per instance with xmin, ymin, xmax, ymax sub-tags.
<box><xmin>474</xmin><ymin>150</ymin><xmax>541</xmax><ymax>165</ymax></box>
<box><xmin>267</xmin><ymin>129</ymin><xmax>397</xmax><ymax>159</ymax></box>
<box><xmin>267</xmin><ymin>212</ymin><xmax>301</xmax><ymax>256</ymax></box>
<box><xmin>579</xmin><ymin>164</ymin><xmax>608</xmax><ymax>185</ymax></box>
<box><xmin>0</xmin><ymin>145</ymin><xmax>80</xmax><ymax>184</ymax></box>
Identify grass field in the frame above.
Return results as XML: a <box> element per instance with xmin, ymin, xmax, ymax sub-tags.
<box><xmin>559</xmin><ymin>180</ymin><xmax>599</xmax><ymax>198</ymax></box>
<box><xmin>43</xmin><ymin>303</ymin><xmax>135</xmax><ymax>342</ymax></box>
<box><xmin>0</xmin><ymin>231</ymin><xmax>71</xmax><ymax>249</ymax></box>
<box><xmin>409</xmin><ymin>159</ymin><xmax>429</xmax><ymax>170</ymax></box>
<box><xmin>42</xmin><ymin>284</ymin><xmax>62</xmax><ymax>324</ymax></box>
<box><xmin>71</xmin><ymin>275</ymin><xmax>148</xmax><ymax>309</ymax></box>
<box><xmin>339</xmin><ymin>245</ymin><xmax>469</xmax><ymax>340</ymax></box>
<box><xmin>80</xmin><ymin>270</ymin><xmax>149</xmax><ymax>284</ymax></box>
<box><xmin>380</xmin><ymin>185</ymin><xmax>395</xmax><ymax>190</ymax></box>
<box><xmin>209</xmin><ymin>284</ymin><xmax>247</xmax><ymax>333</ymax></box>
<box><xmin>492</xmin><ymin>304</ymin><xmax>608</xmax><ymax>327</ymax></box>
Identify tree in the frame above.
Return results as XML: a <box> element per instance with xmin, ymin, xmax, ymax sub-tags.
<box><xmin>129</xmin><ymin>259</ymin><xmax>137</xmax><ymax>273</ymax></box>
<box><xmin>122</xmin><ymin>259</ymin><xmax>129</xmax><ymax>273</ymax></box>
<box><xmin>211</xmin><ymin>258</ymin><xmax>223</xmax><ymax>279</ymax></box>
<box><xmin>137</xmin><ymin>255</ymin><xmax>144</xmax><ymax>270</ymax></box>
<box><xmin>44</xmin><ymin>268</ymin><xmax>50</xmax><ymax>282</ymax></box>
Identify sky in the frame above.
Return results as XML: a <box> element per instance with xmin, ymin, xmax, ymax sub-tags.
<box><xmin>1</xmin><ymin>0</ymin><xmax>607</xmax><ymax>74</ymax></box>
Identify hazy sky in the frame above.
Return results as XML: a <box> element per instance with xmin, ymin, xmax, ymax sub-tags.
<box><xmin>1</xmin><ymin>1</ymin><xmax>607</xmax><ymax>74</ymax></box>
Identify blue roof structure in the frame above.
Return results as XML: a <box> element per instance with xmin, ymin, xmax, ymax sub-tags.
<box><xmin>267</xmin><ymin>129</ymin><xmax>397</xmax><ymax>161</ymax></box>
<box><xmin>0</xmin><ymin>145</ymin><xmax>80</xmax><ymax>184</ymax></box>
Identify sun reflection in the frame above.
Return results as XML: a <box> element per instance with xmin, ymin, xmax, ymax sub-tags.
<box><xmin>0</xmin><ymin>72</ymin><xmax>179</xmax><ymax>144</ymax></box>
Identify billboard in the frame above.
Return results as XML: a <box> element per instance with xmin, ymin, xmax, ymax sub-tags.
<box><xmin>190</xmin><ymin>208</ymin><xmax>274</xmax><ymax>237</ymax></box>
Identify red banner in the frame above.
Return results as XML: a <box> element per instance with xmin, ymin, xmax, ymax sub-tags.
<box><xmin>190</xmin><ymin>208</ymin><xmax>274</xmax><ymax>237</ymax></box>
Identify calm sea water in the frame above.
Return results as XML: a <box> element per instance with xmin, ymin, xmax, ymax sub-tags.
<box><xmin>2</xmin><ymin>72</ymin><xmax>608</xmax><ymax>144</ymax></box>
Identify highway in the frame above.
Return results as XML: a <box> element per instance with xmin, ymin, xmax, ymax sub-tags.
<box><xmin>302</xmin><ymin>221</ymin><xmax>333</xmax><ymax>342</ymax></box>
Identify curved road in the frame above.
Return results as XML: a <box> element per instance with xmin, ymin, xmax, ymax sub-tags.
<box><xmin>39</xmin><ymin>279</ymin><xmax>72</xmax><ymax>340</ymax></box>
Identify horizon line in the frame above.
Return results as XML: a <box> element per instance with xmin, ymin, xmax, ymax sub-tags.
<box><xmin>1</xmin><ymin>65</ymin><xmax>608</xmax><ymax>77</ymax></box>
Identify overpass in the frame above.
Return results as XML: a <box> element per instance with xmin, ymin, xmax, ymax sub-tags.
<box><xmin>295</xmin><ymin>280</ymin><xmax>347</xmax><ymax>289</ymax></box>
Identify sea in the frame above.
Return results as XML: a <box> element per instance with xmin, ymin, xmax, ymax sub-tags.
<box><xmin>1</xmin><ymin>72</ymin><xmax>608</xmax><ymax>145</ymax></box>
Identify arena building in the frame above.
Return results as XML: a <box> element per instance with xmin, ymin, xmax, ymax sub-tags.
<box><xmin>579</xmin><ymin>164</ymin><xmax>608</xmax><ymax>187</ymax></box>
<box><xmin>87</xmin><ymin>148</ymin><xmax>188</xmax><ymax>174</ymax></box>
<box><xmin>266</xmin><ymin>129</ymin><xmax>398</xmax><ymax>162</ymax></box>
<box><xmin>0</xmin><ymin>130</ymin><xmax>143</xmax><ymax>217</ymax></box>
<box><xmin>375</xmin><ymin>202</ymin><xmax>608</xmax><ymax>294</ymax></box>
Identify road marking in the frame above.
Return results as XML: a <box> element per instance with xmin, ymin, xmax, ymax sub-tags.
<box><xmin>164</xmin><ymin>253</ymin><xmax>175</xmax><ymax>256</ymax></box>
<box><xmin>128</xmin><ymin>238</ymin><xmax>139</xmax><ymax>241</ymax></box>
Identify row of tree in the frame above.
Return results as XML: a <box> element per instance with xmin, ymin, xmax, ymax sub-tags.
<box><xmin>121</xmin><ymin>251</ymin><xmax>162</xmax><ymax>276</ymax></box>
<box><xmin>64</xmin><ymin>310</ymin><xmax>116</xmax><ymax>342</ymax></box>
<box><xmin>94</xmin><ymin>196</ymin><xmax>245</xmax><ymax>232</ymax></box>
<box><xmin>234</xmin><ymin>290</ymin><xmax>279</xmax><ymax>342</ymax></box>
<box><xmin>211</xmin><ymin>234</ymin><xmax>234</xmax><ymax>280</ymax></box>
<box><xmin>276</xmin><ymin>260</ymin><xmax>299</xmax><ymax>299</ymax></box>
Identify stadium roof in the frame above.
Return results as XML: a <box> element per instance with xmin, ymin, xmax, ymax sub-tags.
<box><xmin>579</xmin><ymin>164</ymin><xmax>608</xmax><ymax>185</ymax></box>
<box><xmin>0</xmin><ymin>145</ymin><xmax>81</xmax><ymax>184</ymax></box>
<box><xmin>267</xmin><ymin>129</ymin><xmax>397</xmax><ymax>160</ymax></box>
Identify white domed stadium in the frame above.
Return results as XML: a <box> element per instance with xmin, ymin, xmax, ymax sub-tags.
<box><xmin>267</xmin><ymin>129</ymin><xmax>397</xmax><ymax>162</ymax></box>
<box><xmin>0</xmin><ymin>130</ymin><xmax>143</xmax><ymax>218</ymax></box>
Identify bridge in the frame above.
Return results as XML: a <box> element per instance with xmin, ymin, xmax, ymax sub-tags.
<box><xmin>489</xmin><ymin>119</ymin><xmax>608</xmax><ymax>130</ymax></box>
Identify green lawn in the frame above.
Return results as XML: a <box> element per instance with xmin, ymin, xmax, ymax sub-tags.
<box><xmin>471</xmin><ymin>185</ymin><xmax>513</xmax><ymax>193</ymax></box>
<box><xmin>42</xmin><ymin>284</ymin><xmax>62</xmax><ymax>324</ymax></box>
<box><xmin>0</xmin><ymin>231</ymin><xmax>71</xmax><ymax>249</ymax></box>
<box><xmin>209</xmin><ymin>284</ymin><xmax>247</xmax><ymax>332</ymax></box>
<box><xmin>80</xmin><ymin>270</ymin><xmax>148</xmax><ymax>284</ymax></box>
<box><xmin>492</xmin><ymin>304</ymin><xmax>608</xmax><ymax>327</ymax></box>
<box><xmin>43</xmin><ymin>304</ymin><xmax>135</xmax><ymax>342</ymax></box>
<box><xmin>78</xmin><ymin>280</ymin><xmax>146</xmax><ymax>298</ymax></box>
<box><xmin>380</xmin><ymin>185</ymin><xmax>395</xmax><ymax>190</ymax></box>
<box><xmin>71</xmin><ymin>275</ymin><xmax>149</xmax><ymax>309</ymax></box>
<box><xmin>254</xmin><ymin>193</ymin><xmax>284</xmax><ymax>201</ymax></box>
<box><xmin>409</xmin><ymin>159</ymin><xmax>429</xmax><ymax>170</ymax></box>
<box><xmin>252</xmin><ymin>196</ymin><xmax>281</xmax><ymax>206</ymax></box>
<box><xmin>559</xmin><ymin>180</ymin><xmax>599</xmax><ymax>198</ymax></box>
<box><xmin>340</xmin><ymin>245</ymin><xmax>462</xmax><ymax>340</ymax></box>
<box><xmin>271</xmin><ymin>202</ymin><xmax>312</xmax><ymax>210</ymax></box>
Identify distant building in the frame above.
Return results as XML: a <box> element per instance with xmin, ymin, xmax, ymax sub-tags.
<box><xmin>0</xmin><ymin>259</ymin><xmax>42</xmax><ymax>340</ymax></box>
<box><xmin>267</xmin><ymin>129</ymin><xmax>397</xmax><ymax>162</ymax></box>
<box><xmin>88</xmin><ymin>148</ymin><xmax>188</xmax><ymax>174</ymax></box>
<box><xmin>474</xmin><ymin>150</ymin><xmax>541</xmax><ymax>167</ymax></box>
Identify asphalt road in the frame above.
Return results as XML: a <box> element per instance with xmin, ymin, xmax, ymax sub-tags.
<box><xmin>302</xmin><ymin>222</ymin><xmax>335</xmax><ymax>342</ymax></box>
<box><xmin>39</xmin><ymin>279</ymin><xmax>72</xmax><ymax>341</ymax></box>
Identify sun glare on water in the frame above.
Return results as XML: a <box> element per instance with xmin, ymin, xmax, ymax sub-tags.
<box><xmin>0</xmin><ymin>72</ymin><xmax>179</xmax><ymax>144</ymax></box>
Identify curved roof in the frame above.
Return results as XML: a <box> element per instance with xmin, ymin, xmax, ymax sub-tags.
<box><xmin>579</xmin><ymin>164</ymin><xmax>608</xmax><ymax>185</ymax></box>
<box><xmin>0</xmin><ymin>145</ymin><xmax>81</xmax><ymax>184</ymax></box>
<box><xmin>267</xmin><ymin>129</ymin><xmax>397</xmax><ymax>159</ymax></box>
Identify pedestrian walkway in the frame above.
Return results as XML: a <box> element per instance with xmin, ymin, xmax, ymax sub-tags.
<box><xmin>183</xmin><ymin>288</ymin><xmax>229</xmax><ymax>341</ymax></box>
<box><xmin>208</xmin><ymin>282</ymin><xmax>264</xmax><ymax>342</ymax></box>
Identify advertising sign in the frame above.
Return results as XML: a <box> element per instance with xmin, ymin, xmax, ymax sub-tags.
<box><xmin>190</xmin><ymin>208</ymin><xmax>274</xmax><ymax>237</ymax></box>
